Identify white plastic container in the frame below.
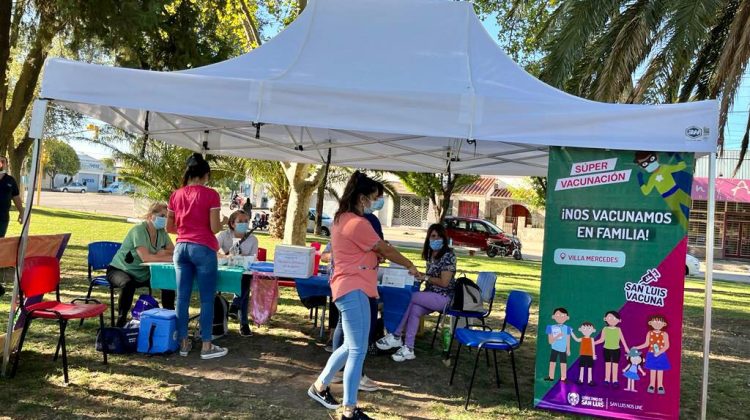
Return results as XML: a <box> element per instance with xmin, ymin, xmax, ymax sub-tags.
<box><xmin>273</xmin><ymin>245</ymin><xmax>315</xmax><ymax>278</ymax></box>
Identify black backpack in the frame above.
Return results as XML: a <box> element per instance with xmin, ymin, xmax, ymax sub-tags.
<box><xmin>451</xmin><ymin>275</ymin><xmax>484</xmax><ymax>312</ymax></box>
<box><xmin>212</xmin><ymin>294</ymin><xmax>229</xmax><ymax>339</ymax></box>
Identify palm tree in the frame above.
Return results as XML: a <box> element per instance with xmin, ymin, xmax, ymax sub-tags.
<box><xmin>500</xmin><ymin>0</ymin><xmax>749</xmax><ymax>163</ymax></box>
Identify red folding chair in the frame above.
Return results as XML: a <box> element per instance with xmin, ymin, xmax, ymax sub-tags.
<box><xmin>10</xmin><ymin>256</ymin><xmax>108</xmax><ymax>383</ymax></box>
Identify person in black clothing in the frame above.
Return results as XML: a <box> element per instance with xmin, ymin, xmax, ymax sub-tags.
<box><xmin>0</xmin><ymin>156</ymin><xmax>23</xmax><ymax>238</ymax></box>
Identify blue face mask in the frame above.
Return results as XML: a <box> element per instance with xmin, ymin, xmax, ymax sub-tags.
<box><xmin>152</xmin><ymin>216</ymin><xmax>167</xmax><ymax>230</ymax></box>
<box><xmin>371</xmin><ymin>197</ymin><xmax>385</xmax><ymax>211</ymax></box>
<box><xmin>429</xmin><ymin>239</ymin><xmax>444</xmax><ymax>251</ymax></box>
<box><xmin>235</xmin><ymin>222</ymin><xmax>249</xmax><ymax>234</ymax></box>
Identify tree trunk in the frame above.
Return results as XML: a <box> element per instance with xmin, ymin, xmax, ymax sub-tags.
<box><xmin>439</xmin><ymin>175</ymin><xmax>457</xmax><ymax>223</ymax></box>
<box><xmin>282</xmin><ymin>162</ymin><xmax>326</xmax><ymax>245</ymax></box>
<box><xmin>284</xmin><ymin>180</ymin><xmax>317</xmax><ymax>245</ymax></box>
<box><xmin>270</xmin><ymin>193</ymin><xmax>288</xmax><ymax>239</ymax></box>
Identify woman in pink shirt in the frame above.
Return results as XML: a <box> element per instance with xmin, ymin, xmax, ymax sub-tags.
<box><xmin>308</xmin><ymin>171</ymin><xmax>421</xmax><ymax>420</ymax></box>
<box><xmin>166</xmin><ymin>153</ymin><xmax>227</xmax><ymax>360</ymax></box>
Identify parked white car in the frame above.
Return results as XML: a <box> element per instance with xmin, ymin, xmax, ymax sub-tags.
<box><xmin>56</xmin><ymin>182</ymin><xmax>87</xmax><ymax>193</ymax></box>
<box><xmin>686</xmin><ymin>254</ymin><xmax>701</xmax><ymax>276</ymax></box>
<box><xmin>307</xmin><ymin>208</ymin><xmax>332</xmax><ymax>236</ymax></box>
<box><xmin>98</xmin><ymin>182</ymin><xmax>133</xmax><ymax>195</ymax></box>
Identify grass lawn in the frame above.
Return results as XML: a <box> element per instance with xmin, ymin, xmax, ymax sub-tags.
<box><xmin>0</xmin><ymin>207</ymin><xmax>748</xmax><ymax>419</ymax></box>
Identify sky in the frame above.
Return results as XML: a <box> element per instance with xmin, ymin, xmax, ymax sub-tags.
<box><xmin>69</xmin><ymin>12</ymin><xmax>750</xmax><ymax>159</ymax></box>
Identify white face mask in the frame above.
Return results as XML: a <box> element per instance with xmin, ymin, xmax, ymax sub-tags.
<box><xmin>644</xmin><ymin>161</ymin><xmax>659</xmax><ymax>173</ymax></box>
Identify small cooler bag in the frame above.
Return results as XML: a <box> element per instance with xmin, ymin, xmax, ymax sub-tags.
<box><xmin>137</xmin><ymin>308</ymin><xmax>179</xmax><ymax>354</ymax></box>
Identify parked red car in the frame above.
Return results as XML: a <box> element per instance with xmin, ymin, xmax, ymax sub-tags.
<box><xmin>442</xmin><ymin>216</ymin><xmax>522</xmax><ymax>259</ymax></box>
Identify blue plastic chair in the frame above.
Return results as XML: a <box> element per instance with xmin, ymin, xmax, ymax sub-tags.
<box><xmin>449</xmin><ymin>290</ymin><xmax>532</xmax><ymax>409</ymax></box>
<box><xmin>431</xmin><ymin>272</ymin><xmax>497</xmax><ymax>356</ymax></box>
<box><xmin>81</xmin><ymin>241</ymin><xmax>121</xmax><ymax>326</ymax></box>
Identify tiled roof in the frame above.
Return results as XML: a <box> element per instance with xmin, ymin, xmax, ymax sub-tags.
<box><xmin>457</xmin><ymin>177</ymin><xmax>495</xmax><ymax>195</ymax></box>
<box><xmin>490</xmin><ymin>188</ymin><xmax>512</xmax><ymax>198</ymax></box>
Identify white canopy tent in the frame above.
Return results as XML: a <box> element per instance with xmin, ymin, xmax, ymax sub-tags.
<box><xmin>3</xmin><ymin>0</ymin><xmax>719</xmax><ymax>418</ymax></box>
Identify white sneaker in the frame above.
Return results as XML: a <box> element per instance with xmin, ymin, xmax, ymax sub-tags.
<box><xmin>376</xmin><ymin>333</ymin><xmax>403</xmax><ymax>351</ymax></box>
<box><xmin>391</xmin><ymin>346</ymin><xmax>416</xmax><ymax>362</ymax></box>
<box><xmin>359</xmin><ymin>374</ymin><xmax>380</xmax><ymax>392</ymax></box>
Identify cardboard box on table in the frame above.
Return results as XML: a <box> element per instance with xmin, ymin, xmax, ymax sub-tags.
<box><xmin>273</xmin><ymin>245</ymin><xmax>315</xmax><ymax>278</ymax></box>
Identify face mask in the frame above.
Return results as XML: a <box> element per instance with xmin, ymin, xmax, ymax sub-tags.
<box><xmin>235</xmin><ymin>222</ymin><xmax>249</xmax><ymax>234</ymax></box>
<box><xmin>644</xmin><ymin>161</ymin><xmax>659</xmax><ymax>173</ymax></box>
<box><xmin>429</xmin><ymin>239</ymin><xmax>443</xmax><ymax>251</ymax></box>
<box><xmin>371</xmin><ymin>197</ymin><xmax>385</xmax><ymax>211</ymax></box>
<box><xmin>362</xmin><ymin>196</ymin><xmax>373</xmax><ymax>214</ymax></box>
<box><xmin>152</xmin><ymin>216</ymin><xmax>167</xmax><ymax>230</ymax></box>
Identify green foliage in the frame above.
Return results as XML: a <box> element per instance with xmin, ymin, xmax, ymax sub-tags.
<box><xmin>508</xmin><ymin>176</ymin><xmax>547</xmax><ymax>209</ymax></box>
<box><xmin>42</xmin><ymin>139</ymin><xmax>79</xmax><ymax>187</ymax></box>
<box><xmin>473</xmin><ymin>0</ymin><xmax>554</xmax><ymax>75</ymax></box>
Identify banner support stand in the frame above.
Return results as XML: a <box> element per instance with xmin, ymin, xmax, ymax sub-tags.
<box><xmin>700</xmin><ymin>151</ymin><xmax>716</xmax><ymax>420</ymax></box>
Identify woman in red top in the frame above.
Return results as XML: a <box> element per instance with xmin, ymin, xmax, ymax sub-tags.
<box><xmin>167</xmin><ymin>153</ymin><xmax>227</xmax><ymax>360</ymax></box>
<box><xmin>307</xmin><ymin>171</ymin><xmax>421</xmax><ymax>420</ymax></box>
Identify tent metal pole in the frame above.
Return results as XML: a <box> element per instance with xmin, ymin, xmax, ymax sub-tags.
<box><xmin>700</xmin><ymin>151</ymin><xmax>717</xmax><ymax>419</ymax></box>
<box><xmin>1</xmin><ymin>100</ymin><xmax>47</xmax><ymax>378</ymax></box>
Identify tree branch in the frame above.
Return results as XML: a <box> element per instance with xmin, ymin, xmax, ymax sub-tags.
<box><xmin>1</xmin><ymin>10</ymin><xmax>57</xmax><ymax>143</ymax></box>
<box><xmin>238</xmin><ymin>0</ymin><xmax>262</xmax><ymax>48</ymax></box>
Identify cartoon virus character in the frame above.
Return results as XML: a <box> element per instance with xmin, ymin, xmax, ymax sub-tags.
<box><xmin>634</xmin><ymin>151</ymin><xmax>692</xmax><ymax>230</ymax></box>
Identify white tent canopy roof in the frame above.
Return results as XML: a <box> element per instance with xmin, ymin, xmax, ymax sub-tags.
<box><xmin>40</xmin><ymin>0</ymin><xmax>718</xmax><ymax>176</ymax></box>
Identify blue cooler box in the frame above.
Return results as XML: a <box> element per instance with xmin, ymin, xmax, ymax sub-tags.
<box><xmin>137</xmin><ymin>308</ymin><xmax>179</xmax><ymax>354</ymax></box>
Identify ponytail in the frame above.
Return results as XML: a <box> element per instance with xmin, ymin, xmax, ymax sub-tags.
<box><xmin>182</xmin><ymin>153</ymin><xmax>211</xmax><ymax>186</ymax></box>
<box><xmin>335</xmin><ymin>171</ymin><xmax>381</xmax><ymax>222</ymax></box>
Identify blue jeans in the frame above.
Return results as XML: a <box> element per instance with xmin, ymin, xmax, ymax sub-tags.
<box><xmin>174</xmin><ymin>242</ymin><xmax>217</xmax><ymax>342</ymax></box>
<box><xmin>231</xmin><ymin>274</ymin><xmax>252</xmax><ymax>326</ymax></box>
<box><xmin>318</xmin><ymin>289</ymin><xmax>370</xmax><ymax>406</ymax></box>
<box><xmin>333</xmin><ymin>297</ymin><xmax>378</xmax><ymax>351</ymax></box>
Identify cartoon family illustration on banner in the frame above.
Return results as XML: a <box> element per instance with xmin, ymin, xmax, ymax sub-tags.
<box><xmin>535</xmin><ymin>147</ymin><xmax>691</xmax><ymax>419</ymax></box>
<box><xmin>544</xmin><ymin>307</ymin><xmax>672</xmax><ymax>394</ymax></box>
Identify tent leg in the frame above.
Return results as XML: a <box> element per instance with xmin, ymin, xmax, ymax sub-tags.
<box><xmin>700</xmin><ymin>151</ymin><xmax>716</xmax><ymax>420</ymax></box>
<box><xmin>1</xmin><ymin>99</ymin><xmax>47</xmax><ymax>378</ymax></box>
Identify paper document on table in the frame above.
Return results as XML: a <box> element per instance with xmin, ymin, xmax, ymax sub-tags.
<box><xmin>379</xmin><ymin>268</ymin><xmax>414</xmax><ymax>288</ymax></box>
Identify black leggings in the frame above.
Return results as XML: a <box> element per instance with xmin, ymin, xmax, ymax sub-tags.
<box><xmin>107</xmin><ymin>266</ymin><xmax>175</xmax><ymax>327</ymax></box>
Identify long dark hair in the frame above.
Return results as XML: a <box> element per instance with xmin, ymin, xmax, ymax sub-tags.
<box><xmin>422</xmin><ymin>223</ymin><xmax>451</xmax><ymax>261</ymax></box>
<box><xmin>182</xmin><ymin>153</ymin><xmax>211</xmax><ymax>186</ymax></box>
<box><xmin>335</xmin><ymin>171</ymin><xmax>381</xmax><ymax>222</ymax></box>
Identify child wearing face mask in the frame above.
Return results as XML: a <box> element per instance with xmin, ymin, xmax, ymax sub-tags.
<box><xmin>108</xmin><ymin>203</ymin><xmax>176</xmax><ymax>327</ymax></box>
<box><xmin>216</xmin><ymin>210</ymin><xmax>258</xmax><ymax>336</ymax></box>
<box><xmin>376</xmin><ymin>223</ymin><xmax>457</xmax><ymax>362</ymax></box>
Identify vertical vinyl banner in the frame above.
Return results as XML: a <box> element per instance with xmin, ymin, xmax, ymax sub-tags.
<box><xmin>534</xmin><ymin>147</ymin><xmax>694</xmax><ymax>419</ymax></box>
